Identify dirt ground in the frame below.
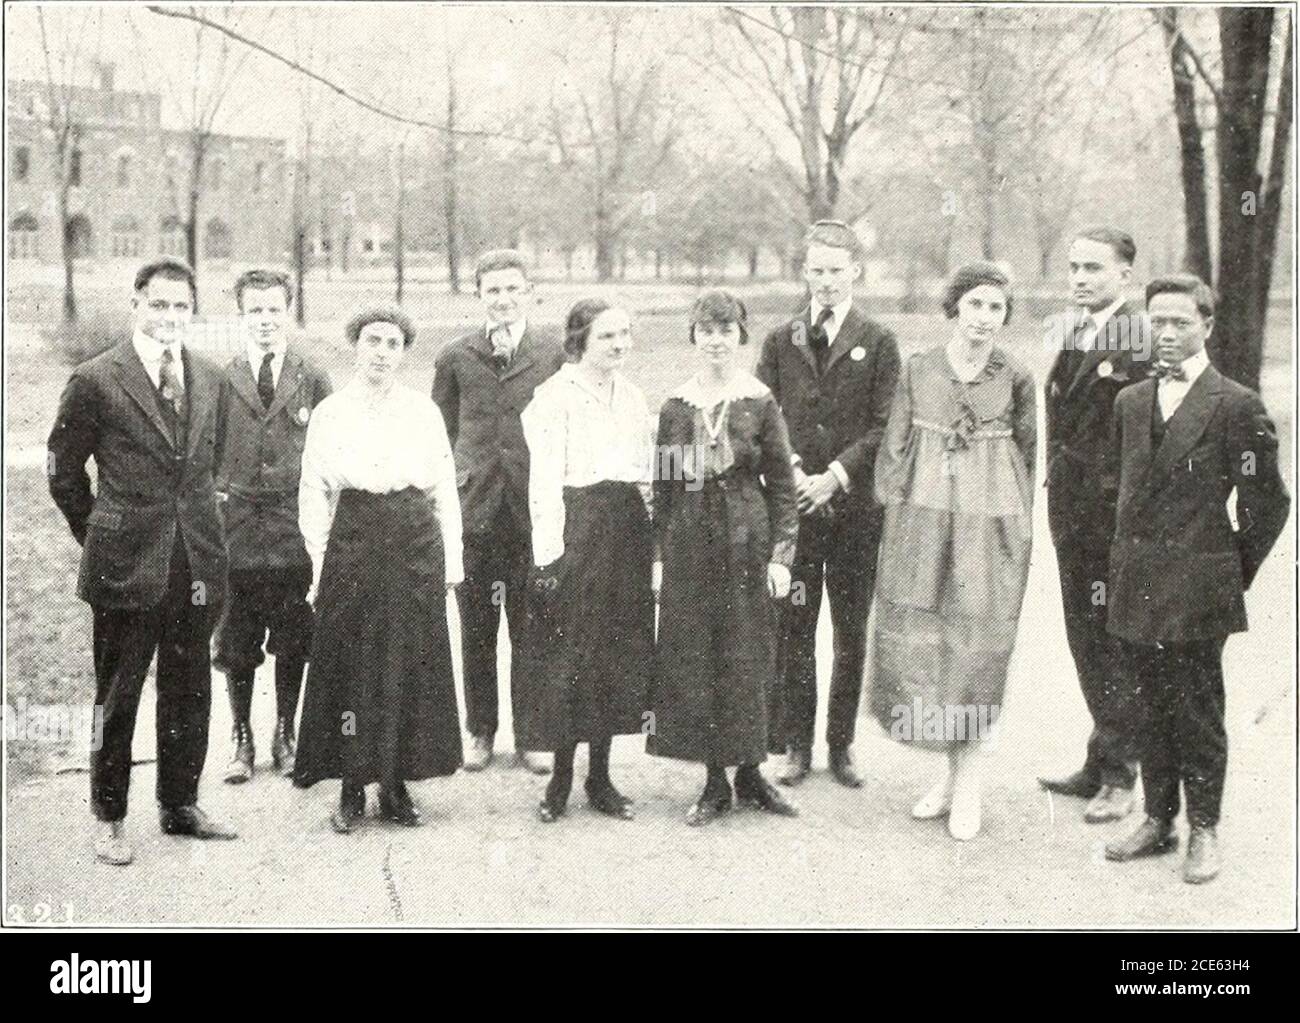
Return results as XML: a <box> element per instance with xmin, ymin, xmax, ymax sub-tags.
<box><xmin>4</xmin><ymin>305</ymin><xmax>1294</xmax><ymax>928</ymax></box>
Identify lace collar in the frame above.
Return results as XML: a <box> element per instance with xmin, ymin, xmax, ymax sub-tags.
<box><xmin>670</xmin><ymin>371</ymin><xmax>769</xmax><ymax>410</ymax></box>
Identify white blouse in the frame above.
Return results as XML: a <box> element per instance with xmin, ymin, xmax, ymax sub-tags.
<box><xmin>521</xmin><ymin>363</ymin><xmax>652</xmax><ymax>566</ymax></box>
<box><xmin>298</xmin><ymin>380</ymin><xmax>464</xmax><ymax>586</ymax></box>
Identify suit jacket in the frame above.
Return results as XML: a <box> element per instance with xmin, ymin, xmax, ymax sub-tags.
<box><xmin>755</xmin><ymin>304</ymin><xmax>900</xmax><ymax>513</ymax></box>
<box><xmin>1107</xmin><ymin>366</ymin><xmax>1289</xmax><ymax>644</ymax></box>
<box><xmin>432</xmin><ymin>324</ymin><xmax>565</xmax><ymax>537</ymax></box>
<box><xmin>48</xmin><ymin>339</ymin><xmax>228</xmax><ymax>610</ymax></box>
<box><xmin>1045</xmin><ymin>298</ymin><xmax>1151</xmax><ymax>546</ymax></box>
<box><xmin>215</xmin><ymin>342</ymin><xmax>333</xmax><ymax>572</ymax></box>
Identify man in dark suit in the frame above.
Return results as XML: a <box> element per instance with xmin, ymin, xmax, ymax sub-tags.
<box><xmin>1104</xmin><ymin>274</ymin><xmax>1288</xmax><ymax>884</ymax></box>
<box><xmin>432</xmin><ymin>249</ymin><xmax>565</xmax><ymax>773</ymax></box>
<box><xmin>48</xmin><ymin>259</ymin><xmax>236</xmax><ymax>866</ymax></box>
<box><xmin>757</xmin><ymin>220</ymin><xmax>901</xmax><ymax>788</ymax></box>
<box><xmin>1039</xmin><ymin>226</ymin><xmax>1152</xmax><ymax>823</ymax></box>
<box><xmin>214</xmin><ymin>269</ymin><xmax>332</xmax><ymax>784</ymax></box>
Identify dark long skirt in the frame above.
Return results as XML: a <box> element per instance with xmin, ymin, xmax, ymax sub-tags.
<box><xmin>293</xmin><ymin>487</ymin><xmax>462</xmax><ymax>787</ymax></box>
<box><xmin>648</xmin><ymin>476</ymin><xmax>778</xmax><ymax>766</ymax></box>
<box><xmin>516</xmin><ymin>481</ymin><xmax>653</xmax><ymax>751</ymax></box>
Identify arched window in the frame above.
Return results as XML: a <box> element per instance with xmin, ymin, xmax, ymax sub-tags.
<box><xmin>65</xmin><ymin>214</ymin><xmax>93</xmax><ymax>258</ymax></box>
<box><xmin>205</xmin><ymin>218</ymin><xmax>231</xmax><ymax>259</ymax></box>
<box><xmin>9</xmin><ymin>212</ymin><xmax>39</xmax><ymax>259</ymax></box>
<box><xmin>111</xmin><ymin>215</ymin><xmax>141</xmax><ymax>257</ymax></box>
<box><xmin>159</xmin><ymin>214</ymin><xmax>185</xmax><ymax>257</ymax></box>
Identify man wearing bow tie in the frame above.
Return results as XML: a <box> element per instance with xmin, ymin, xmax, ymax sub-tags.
<box><xmin>433</xmin><ymin>250</ymin><xmax>564</xmax><ymax>774</ymax></box>
<box><xmin>1104</xmin><ymin>275</ymin><xmax>1287</xmax><ymax>883</ymax></box>
<box><xmin>1040</xmin><ymin>227</ymin><xmax>1152</xmax><ymax>824</ymax></box>
<box><xmin>48</xmin><ymin>259</ymin><xmax>235</xmax><ymax>866</ymax></box>
<box><xmin>213</xmin><ymin>269</ymin><xmax>332</xmax><ymax>785</ymax></box>
<box><xmin>756</xmin><ymin>220</ymin><xmax>900</xmax><ymax>788</ymax></box>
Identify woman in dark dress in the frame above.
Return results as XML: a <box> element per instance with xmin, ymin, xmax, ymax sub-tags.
<box><xmin>294</xmin><ymin>308</ymin><xmax>464</xmax><ymax>832</ymax></box>
<box><xmin>518</xmin><ymin>299</ymin><xmax>655</xmax><ymax>823</ymax></box>
<box><xmin>648</xmin><ymin>290</ymin><xmax>801</xmax><ymax>825</ymax></box>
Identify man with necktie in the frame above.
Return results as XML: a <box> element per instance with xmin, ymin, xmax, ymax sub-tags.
<box><xmin>756</xmin><ymin>220</ymin><xmax>901</xmax><ymax>788</ymax></box>
<box><xmin>48</xmin><ymin>259</ymin><xmax>235</xmax><ymax>866</ymax></box>
<box><xmin>213</xmin><ymin>269</ymin><xmax>332</xmax><ymax>783</ymax></box>
<box><xmin>1039</xmin><ymin>226</ymin><xmax>1152</xmax><ymax>824</ymax></box>
<box><xmin>433</xmin><ymin>250</ymin><xmax>565</xmax><ymax>773</ymax></box>
<box><xmin>1104</xmin><ymin>274</ymin><xmax>1288</xmax><ymax>884</ymax></box>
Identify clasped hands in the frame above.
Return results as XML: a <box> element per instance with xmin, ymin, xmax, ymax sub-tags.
<box><xmin>794</xmin><ymin>465</ymin><xmax>841</xmax><ymax>516</ymax></box>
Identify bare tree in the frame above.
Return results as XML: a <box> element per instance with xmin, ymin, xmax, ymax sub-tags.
<box><xmin>708</xmin><ymin>6</ymin><xmax>917</xmax><ymax>224</ymax></box>
<box><xmin>35</xmin><ymin>6</ymin><xmax>103</xmax><ymax>322</ymax></box>
<box><xmin>546</xmin><ymin>9</ymin><xmax>682</xmax><ymax>281</ymax></box>
<box><xmin>1156</xmin><ymin>7</ymin><xmax>1293</xmax><ymax>389</ymax></box>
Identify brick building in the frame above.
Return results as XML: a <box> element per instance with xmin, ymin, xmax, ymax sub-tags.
<box><xmin>6</xmin><ymin>65</ymin><xmax>287</xmax><ymax>266</ymax></box>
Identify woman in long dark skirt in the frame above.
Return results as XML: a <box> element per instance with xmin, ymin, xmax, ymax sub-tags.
<box><xmin>648</xmin><ymin>290</ymin><xmax>801</xmax><ymax>825</ymax></box>
<box><xmin>518</xmin><ymin>299</ymin><xmax>655</xmax><ymax>823</ymax></box>
<box><xmin>294</xmin><ymin>307</ymin><xmax>464</xmax><ymax>832</ymax></box>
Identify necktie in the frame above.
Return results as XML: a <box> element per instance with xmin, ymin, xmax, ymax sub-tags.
<box><xmin>158</xmin><ymin>347</ymin><xmax>182</xmax><ymax>414</ymax></box>
<box><xmin>1073</xmin><ymin>313</ymin><xmax>1095</xmax><ymax>352</ymax></box>
<box><xmin>490</xmin><ymin>326</ymin><xmax>512</xmax><ymax>373</ymax></box>
<box><xmin>810</xmin><ymin>307</ymin><xmax>834</xmax><ymax>353</ymax></box>
<box><xmin>258</xmin><ymin>351</ymin><xmax>276</xmax><ymax>408</ymax></box>
<box><xmin>1154</xmin><ymin>361</ymin><xmax>1188</xmax><ymax>382</ymax></box>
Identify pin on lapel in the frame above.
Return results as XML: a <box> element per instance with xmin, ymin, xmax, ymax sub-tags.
<box><xmin>1097</xmin><ymin>362</ymin><xmax>1114</xmax><ymax>378</ymax></box>
<box><xmin>297</xmin><ymin>407</ymin><xmax>310</xmax><ymax>425</ymax></box>
<box><xmin>850</xmin><ymin>346</ymin><xmax>865</xmax><ymax>361</ymax></box>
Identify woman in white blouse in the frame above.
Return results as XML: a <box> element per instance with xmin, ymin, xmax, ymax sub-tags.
<box><xmin>293</xmin><ymin>308</ymin><xmax>465</xmax><ymax>833</ymax></box>
<box><xmin>518</xmin><ymin>299</ymin><xmax>655</xmax><ymax>823</ymax></box>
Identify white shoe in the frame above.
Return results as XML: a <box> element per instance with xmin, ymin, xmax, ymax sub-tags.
<box><xmin>911</xmin><ymin>777</ymin><xmax>953</xmax><ymax>819</ymax></box>
<box><xmin>947</xmin><ymin>780</ymin><xmax>982</xmax><ymax>841</ymax></box>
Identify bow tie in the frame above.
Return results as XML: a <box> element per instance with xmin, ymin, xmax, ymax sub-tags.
<box><xmin>1154</xmin><ymin>361</ymin><xmax>1188</xmax><ymax>382</ymax></box>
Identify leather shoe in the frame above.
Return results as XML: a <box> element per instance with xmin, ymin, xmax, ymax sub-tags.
<box><xmin>829</xmin><ymin>746</ymin><xmax>863</xmax><ymax>789</ymax></box>
<box><xmin>1183</xmin><ymin>826</ymin><xmax>1221</xmax><ymax>884</ymax></box>
<box><xmin>735</xmin><ymin>768</ymin><xmax>798</xmax><ymax>817</ymax></box>
<box><xmin>159</xmin><ymin>804</ymin><xmax>238</xmax><ymax>839</ymax></box>
<box><xmin>776</xmin><ymin>746</ymin><xmax>810</xmax><ymax>787</ymax></box>
<box><xmin>685</xmin><ymin>787</ymin><xmax>732</xmax><ymax>827</ymax></box>
<box><xmin>585</xmin><ymin>777</ymin><xmax>634</xmax><ymax>820</ymax></box>
<box><xmin>1037</xmin><ymin>769</ymin><xmax>1100</xmax><ymax>798</ymax></box>
<box><xmin>223</xmin><ymin>722</ymin><xmax>255</xmax><ymax>784</ymax></box>
<box><xmin>378</xmin><ymin>784</ymin><xmax>422</xmax><ymax>827</ymax></box>
<box><xmin>270</xmin><ymin>717</ymin><xmax>296</xmax><ymax>777</ymax></box>
<box><xmin>1105</xmin><ymin>816</ymin><xmax>1177</xmax><ymax>861</ymax></box>
<box><xmin>464</xmin><ymin>734</ymin><xmax>493</xmax><ymax>772</ymax></box>
<box><xmin>1084</xmin><ymin>784</ymin><xmax>1134</xmax><ymax>823</ymax></box>
<box><xmin>515</xmin><ymin>750</ymin><xmax>551</xmax><ymax>775</ymax></box>
<box><xmin>331</xmin><ymin>784</ymin><xmax>366</xmax><ymax>834</ymax></box>
<box><xmin>94</xmin><ymin>821</ymin><xmax>133</xmax><ymax>866</ymax></box>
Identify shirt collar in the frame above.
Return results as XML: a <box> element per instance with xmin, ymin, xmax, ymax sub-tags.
<box><xmin>672</xmin><ymin>371</ymin><xmax>768</xmax><ymax>408</ymax></box>
<box><xmin>247</xmin><ymin>337</ymin><xmax>287</xmax><ymax>373</ymax></box>
<box><xmin>485</xmin><ymin>319</ymin><xmax>526</xmax><ymax>347</ymax></box>
<box><xmin>562</xmin><ymin>361</ymin><xmax>623</xmax><ymax>405</ymax></box>
<box><xmin>811</xmin><ymin>297</ymin><xmax>853</xmax><ymax>330</ymax></box>
<box><xmin>132</xmin><ymin>328</ymin><xmax>182</xmax><ymax>372</ymax></box>
<box><xmin>1084</xmin><ymin>296</ymin><xmax>1125</xmax><ymax>332</ymax></box>
<box><xmin>1163</xmin><ymin>347</ymin><xmax>1211</xmax><ymax>387</ymax></box>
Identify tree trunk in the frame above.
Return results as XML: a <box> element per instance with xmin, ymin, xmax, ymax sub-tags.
<box><xmin>57</xmin><ymin>173</ymin><xmax>76</xmax><ymax>322</ymax></box>
<box><xmin>1252</xmin><ymin>13</ymin><xmax>1293</xmax><ymax>378</ymax></box>
<box><xmin>748</xmin><ymin>245</ymin><xmax>760</xmax><ymax>278</ymax></box>
<box><xmin>395</xmin><ymin>139</ymin><xmax>406</xmax><ymax>305</ymax></box>
<box><xmin>1213</xmin><ymin>7</ymin><xmax>1274</xmax><ymax>389</ymax></box>
<box><xmin>595</xmin><ymin>199</ymin><xmax>615</xmax><ymax>282</ymax></box>
<box><xmin>1160</xmin><ymin>9</ymin><xmax>1214</xmax><ymax>284</ymax></box>
<box><xmin>654</xmin><ymin>248</ymin><xmax>663</xmax><ymax>279</ymax></box>
<box><xmin>294</xmin><ymin>224</ymin><xmax>307</xmax><ymax>327</ymax></box>
<box><xmin>443</xmin><ymin>47</ymin><xmax>461</xmax><ymax>295</ymax></box>
<box><xmin>185</xmin><ymin>139</ymin><xmax>205</xmax><ymax>312</ymax></box>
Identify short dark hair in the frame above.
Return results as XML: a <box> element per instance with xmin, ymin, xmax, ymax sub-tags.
<box><xmin>345</xmin><ymin>306</ymin><xmax>416</xmax><ymax>348</ymax></box>
<box><xmin>688</xmin><ymin>289</ymin><xmax>749</xmax><ymax>346</ymax></box>
<box><xmin>564</xmin><ymin>298</ymin><xmax>615</xmax><ymax>358</ymax></box>
<box><xmin>134</xmin><ymin>258</ymin><xmax>196</xmax><ymax>305</ymax></box>
<box><xmin>804</xmin><ymin>219</ymin><xmax>864</xmax><ymax>261</ymax></box>
<box><xmin>475</xmin><ymin>248</ymin><xmax>529</xmax><ymax>291</ymax></box>
<box><xmin>942</xmin><ymin>261</ymin><xmax>1014</xmax><ymax>324</ymax></box>
<box><xmin>234</xmin><ymin>268</ymin><xmax>293</xmax><ymax>311</ymax></box>
<box><xmin>1072</xmin><ymin>225</ymin><xmax>1137</xmax><ymax>266</ymax></box>
<box><xmin>1145</xmin><ymin>274</ymin><xmax>1215</xmax><ymax>320</ymax></box>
